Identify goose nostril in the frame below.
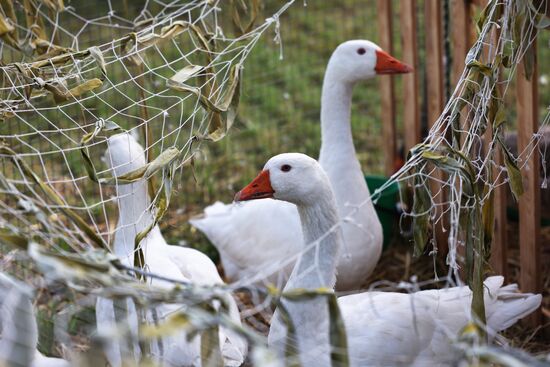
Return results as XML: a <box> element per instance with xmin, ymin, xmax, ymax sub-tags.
<box><xmin>252</xmin><ymin>184</ymin><xmax>258</xmax><ymax>188</ymax></box>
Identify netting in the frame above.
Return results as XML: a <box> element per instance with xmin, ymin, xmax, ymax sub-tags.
<box><xmin>0</xmin><ymin>0</ymin><xmax>295</xmax><ymax>254</ymax></box>
<box><xmin>0</xmin><ymin>0</ymin><xmax>548</xmax><ymax>366</ymax></box>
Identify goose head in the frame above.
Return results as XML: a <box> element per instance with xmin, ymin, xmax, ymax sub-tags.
<box><xmin>327</xmin><ymin>40</ymin><xmax>412</xmax><ymax>83</ymax></box>
<box><xmin>105</xmin><ymin>133</ymin><xmax>147</xmax><ymax>177</ymax></box>
<box><xmin>235</xmin><ymin>153</ymin><xmax>331</xmax><ymax>206</ymax></box>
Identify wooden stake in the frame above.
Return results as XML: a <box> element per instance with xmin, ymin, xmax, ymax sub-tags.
<box><xmin>516</xmin><ymin>41</ymin><xmax>541</xmax><ymax>327</ymax></box>
<box><xmin>377</xmin><ymin>0</ymin><xmax>396</xmax><ymax>177</ymax></box>
<box><xmin>400</xmin><ymin>0</ymin><xmax>420</xmax><ymax>154</ymax></box>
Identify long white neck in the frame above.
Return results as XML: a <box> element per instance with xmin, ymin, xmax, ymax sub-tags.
<box><xmin>316</xmin><ymin>58</ymin><xmax>381</xmax><ymax>291</ymax></box>
<box><xmin>269</xmin><ymin>185</ymin><xmax>343</xmax><ymax>367</ymax></box>
<box><xmin>113</xmin><ymin>179</ymin><xmax>154</xmax><ymax>259</ymax></box>
<box><xmin>318</xmin><ymin>65</ymin><xmax>356</xmax><ymax>166</ymax></box>
<box><xmin>286</xmin><ymin>196</ymin><xmax>341</xmax><ymax>290</ymax></box>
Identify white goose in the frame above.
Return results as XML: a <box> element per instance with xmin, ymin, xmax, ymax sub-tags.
<box><xmin>191</xmin><ymin>40</ymin><xmax>412</xmax><ymax>290</ymax></box>
<box><xmin>235</xmin><ymin>153</ymin><xmax>542</xmax><ymax>367</ymax></box>
<box><xmin>0</xmin><ymin>273</ymin><xmax>70</xmax><ymax>367</ymax></box>
<box><xmin>96</xmin><ymin>133</ymin><xmax>247</xmax><ymax>366</ymax></box>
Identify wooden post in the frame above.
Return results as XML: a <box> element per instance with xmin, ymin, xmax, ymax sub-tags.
<box><xmin>400</xmin><ymin>0</ymin><xmax>420</xmax><ymax>153</ymax></box>
<box><xmin>424</xmin><ymin>0</ymin><xmax>447</xmax><ymax>252</ymax></box>
<box><xmin>377</xmin><ymin>0</ymin><xmax>396</xmax><ymax>177</ymax></box>
<box><xmin>451</xmin><ymin>0</ymin><xmax>476</xmax><ymax>86</ymax></box>
<box><xmin>491</xmin><ymin>147</ymin><xmax>508</xmax><ymax>277</ymax></box>
<box><xmin>516</xmin><ymin>42</ymin><xmax>541</xmax><ymax>326</ymax></box>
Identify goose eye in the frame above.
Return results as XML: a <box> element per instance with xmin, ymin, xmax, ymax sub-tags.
<box><xmin>281</xmin><ymin>164</ymin><xmax>292</xmax><ymax>172</ymax></box>
<box><xmin>357</xmin><ymin>48</ymin><xmax>366</xmax><ymax>55</ymax></box>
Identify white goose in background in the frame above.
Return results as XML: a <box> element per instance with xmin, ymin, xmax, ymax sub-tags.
<box><xmin>191</xmin><ymin>40</ymin><xmax>412</xmax><ymax>290</ymax></box>
<box><xmin>96</xmin><ymin>133</ymin><xmax>247</xmax><ymax>366</ymax></box>
<box><xmin>234</xmin><ymin>153</ymin><xmax>542</xmax><ymax>367</ymax></box>
<box><xmin>0</xmin><ymin>273</ymin><xmax>70</xmax><ymax>367</ymax></box>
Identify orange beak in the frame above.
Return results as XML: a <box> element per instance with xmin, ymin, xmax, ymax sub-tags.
<box><xmin>234</xmin><ymin>170</ymin><xmax>275</xmax><ymax>202</ymax></box>
<box><xmin>375</xmin><ymin>50</ymin><xmax>413</xmax><ymax>74</ymax></box>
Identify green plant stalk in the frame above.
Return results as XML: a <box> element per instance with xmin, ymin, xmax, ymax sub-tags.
<box><xmin>471</xmin><ymin>199</ymin><xmax>487</xmax><ymax>338</ymax></box>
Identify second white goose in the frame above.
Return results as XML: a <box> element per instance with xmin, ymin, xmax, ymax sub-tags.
<box><xmin>235</xmin><ymin>153</ymin><xmax>542</xmax><ymax>367</ymax></box>
<box><xmin>191</xmin><ymin>40</ymin><xmax>413</xmax><ymax>290</ymax></box>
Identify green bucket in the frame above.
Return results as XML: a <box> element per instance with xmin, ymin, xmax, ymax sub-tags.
<box><xmin>365</xmin><ymin>175</ymin><xmax>400</xmax><ymax>248</ymax></box>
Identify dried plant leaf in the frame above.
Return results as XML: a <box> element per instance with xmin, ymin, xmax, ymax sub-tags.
<box><xmin>522</xmin><ymin>44</ymin><xmax>536</xmax><ymax>81</ymax></box>
<box><xmin>0</xmin><ymin>0</ymin><xmax>18</xmax><ymax>38</ymax></box>
<box><xmin>23</xmin><ymin>0</ymin><xmax>47</xmax><ymax>40</ymax></box>
<box><xmin>467</xmin><ymin>60</ymin><xmax>493</xmax><ymax>77</ymax></box>
<box><xmin>0</xmin><ymin>13</ymin><xmax>14</xmax><ymax>36</ymax></box>
<box><xmin>88</xmin><ymin>46</ymin><xmax>107</xmax><ymax>76</ymax></box>
<box><xmin>141</xmin><ymin>313</ymin><xmax>191</xmax><ymax>338</ymax></box>
<box><xmin>201</xmin><ymin>325</ymin><xmax>223</xmax><ymax>367</ymax></box>
<box><xmin>67</xmin><ymin>78</ymin><xmax>103</xmax><ymax>98</ymax></box>
<box><xmin>40</xmin><ymin>0</ymin><xmax>64</xmax><ymax>12</ymax></box>
<box><xmin>44</xmin><ymin>78</ymin><xmax>102</xmax><ymax>103</ymax></box>
<box><xmin>328</xmin><ymin>294</ymin><xmax>349</xmax><ymax>367</ymax></box>
<box><xmin>120</xmin><ymin>21</ymin><xmax>209</xmax><ymax>67</ymax></box>
<box><xmin>497</xmin><ymin>137</ymin><xmax>524</xmax><ymax>201</ymax></box>
<box><xmin>168</xmin><ymin>65</ymin><xmax>204</xmax><ymax>86</ymax></box>
<box><xmin>231</xmin><ymin>0</ymin><xmax>260</xmax><ymax>34</ymax></box>
<box><xmin>0</xmin><ymin>13</ymin><xmax>19</xmax><ymax>49</ymax></box>
<box><xmin>492</xmin><ymin>103</ymin><xmax>506</xmax><ymax>129</ymax></box>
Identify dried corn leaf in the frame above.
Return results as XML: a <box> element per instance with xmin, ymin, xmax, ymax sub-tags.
<box><xmin>45</xmin><ymin>78</ymin><xmax>102</xmax><ymax>103</ymax></box>
<box><xmin>69</xmin><ymin>78</ymin><xmax>102</xmax><ymax>95</ymax></box>
<box><xmin>168</xmin><ymin>65</ymin><xmax>204</xmax><ymax>85</ymax></box>
<box><xmin>79</xmin><ymin>120</ymin><xmax>121</xmax><ymax>182</ymax></box>
<box><xmin>40</xmin><ymin>0</ymin><xmax>64</xmax><ymax>12</ymax></box>
<box><xmin>28</xmin><ymin>47</ymin><xmax>96</xmax><ymax>69</ymax></box>
<box><xmin>0</xmin><ymin>13</ymin><xmax>14</xmax><ymax>36</ymax></box>
<box><xmin>207</xmin><ymin>65</ymin><xmax>242</xmax><ymax>141</ymax></box>
<box><xmin>23</xmin><ymin>0</ymin><xmax>47</xmax><ymax>40</ymax></box>
<box><xmin>141</xmin><ymin>313</ymin><xmax>191</xmax><ymax>338</ymax></box>
<box><xmin>201</xmin><ymin>325</ymin><xmax>223</xmax><ymax>367</ymax></box>
<box><xmin>492</xmin><ymin>103</ymin><xmax>506</xmax><ymax>130</ymax></box>
<box><xmin>88</xmin><ymin>46</ymin><xmax>107</xmax><ymax>76</ymax></box>
<box><xmin>30</xmin><ymin>37</ymin><xmax>72</xmax><ymax>56</ymax></box>
<box><xmin>522</xmin><ymin>42</ymin><xmax>536</xmax><ymax>81</ymax></box>
<box><xmin>0</xmin><ymin>13</ymin><xmax>19</xmax><ymax>49</ymax></box>
<box><xmin>500</xmin><ymin>145</ymin><xmax>524</xmax><ymax>201</ymax></box>
<box><xmin>231</xmin><ymin>0</ymin><xmax>260</xmax><ymax>35</ymax></box>
<box><xmin>134</xmin><ymin>165</ymin><xmax>175</xmax><ymax>259</ymax></box>
<box><xmin>28</xmin><ymin>243</ymin><xmax>120</xmax><ymax>285</ymax></box>
<box><xmin>170</xmin><ymin>64</ymin><xmax>242</xmax><ymax>141</ymax></box>
<box><xmin>328</xmin><ymin>294</ymin><xmax>349</xmax><ymax>367</ymax></box>
<box><xmin>0</xmin><ymin>0</ymin><xmax>18</xmax><ymax>37</ymax></box>
<box><xmin>120</xmin><ymin>21</ymin><xmax>209</xmax><ymax>67</ymax></box>
<box><xmin>466</xmin><ymin>60</ymin><xmax>493</xmax><ymax>77</ymax></box>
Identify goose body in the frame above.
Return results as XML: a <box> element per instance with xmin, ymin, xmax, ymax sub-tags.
<box><xmin>0</xmin><ymin>273</ymin><xmax>70</xmax><ymax>367</ymax></box>
<box><xmin>235</xmin><ymin>153</ymin><xmax>542</xmax><ymax>367</ymax></box>
<box><xmin>191</xmin><ymin>40</ymin><xmax>412</xmax><ymax>290</ymax></box>
<box><xmin>96</xmin><ymin>133</ymin><xmax>246</xmax><ymax>367</ymax></box>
